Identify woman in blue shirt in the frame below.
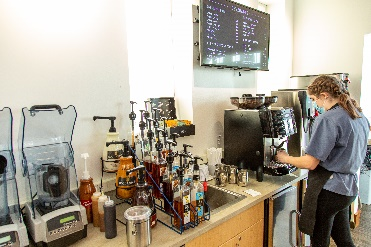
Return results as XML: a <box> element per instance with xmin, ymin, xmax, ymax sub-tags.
<box><xmin>276</xmin><ymin>75</ymin><xmax>370</xmax><ymax>247</ymax></box>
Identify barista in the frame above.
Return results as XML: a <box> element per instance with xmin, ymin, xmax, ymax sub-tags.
<box><xmin>275</xmin><ymin>75</ymin><xmax>369</xmax><ymax>247</ymax></box>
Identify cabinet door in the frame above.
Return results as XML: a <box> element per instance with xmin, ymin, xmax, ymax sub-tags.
<box><xmin>220</xmin><ymin>219</ymin><xmax>264</xmax><ymax>247</ymax></box>
<box><xmin>186</xmin><ymin>201</ymin><xmax>264</xmax><ymax>247</ymax></box>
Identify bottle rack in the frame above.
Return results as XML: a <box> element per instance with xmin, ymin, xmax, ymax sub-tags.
<box><xmin>99</xmin><ymin>157</ymin><xmax>210</xmax><ymax>234</ymax></box>
<box><xmin>145</xmin><ymin>168</ymin><xmax>211</xmax><ymax>234</ymax></box>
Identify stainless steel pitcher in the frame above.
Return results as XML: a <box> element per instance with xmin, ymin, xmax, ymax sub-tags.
<box><xmin>238</xmin><ymin>169</ymin><xmax>248</xmax><ymax>187</ymax></box>
<box><xmin>229</xmin><ymin>165</ymin><xmax>238</xmax><ymax>184</ymax></box>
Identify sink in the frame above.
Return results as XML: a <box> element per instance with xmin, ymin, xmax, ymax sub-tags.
<box><xmin>205</xmin><ymin>185</ymin><xmax>246</xmax><ymax>214</ymax></box>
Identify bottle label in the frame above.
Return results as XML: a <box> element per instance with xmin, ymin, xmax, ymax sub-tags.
<box><xmin>81</xmin><ymin>199</ymin><xmax>92</xmax><ymax>208</ymax></box>
<box><xmin>118</xmin><ymin>176</ymin><xmax>136</xmax><ymax>186</ymax></box>
<box><xmin>196</xmin><ymin>192</ymin><xmax>204</xmax><ymax>217</ymax></box>
<box><xmin>183</xmin><ymin>195</ymin><xmax>190</xmax><ymax>224</ymax></box>
<box><xmin>173</xmin><ymin>181</ymin><xmax>180</xmax><ymax>198</ymax></box>
<box><xmin>107</xmin><ymin>150</ymin><xmax>123</xmax><ymax>159</ymax></box>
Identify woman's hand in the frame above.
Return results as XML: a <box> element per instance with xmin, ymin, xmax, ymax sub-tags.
<box><xmin>275</xmin><ymin>149</ymin><xmax>289</xmax><ymax>164</ymax></box>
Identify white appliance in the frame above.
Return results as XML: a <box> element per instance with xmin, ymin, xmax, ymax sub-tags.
<box><xmin>19</xmin><ymin>105</ymin><xmax>87</xmax><ymax>247</ymax></box>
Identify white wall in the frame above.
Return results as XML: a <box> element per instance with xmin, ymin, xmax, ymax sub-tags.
<box><xmin>0</xmin><ymin>1</ymin><xmax>130</xmax><ymax>202</ymax></box>
<box><xmin>292</xmin><ymin>0</ymin><xmax>371</xmax><ymax>102</ymax></box>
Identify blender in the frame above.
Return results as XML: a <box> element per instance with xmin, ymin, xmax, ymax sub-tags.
<box><xmin>19</xmin><ymin>104</ymin><xmax>87</xmax><ymax>246</ymax></box>
<box><xmin>0</xmin><ymin>107</ymin><xmax>29</xmax><ymax>246</ymax></box>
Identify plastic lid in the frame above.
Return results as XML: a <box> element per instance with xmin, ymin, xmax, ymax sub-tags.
<box><xmin>124</xmin><ymin>206</ymin><xmax>151</xmax><ymax>221</ymax></box>
<box><xmin>104</xmin><ymin>196</ymin><xmax>115</xmax><ymax>206</ymax></box>
<box><xmin>98</xmin><ymin>194</ymin><xmax>108</xmax><ymax>202</ymax></box>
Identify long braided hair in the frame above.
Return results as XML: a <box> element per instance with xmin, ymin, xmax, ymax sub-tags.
<box><xmin>307</xmin><ymin>75</ymin><xmax>362</xmax><ymax>119</ymax></box>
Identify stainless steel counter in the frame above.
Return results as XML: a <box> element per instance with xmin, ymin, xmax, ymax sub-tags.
<box><xmin>70</xmin><ymin>169</ymin><xmax>308</xmax><ymax>247</ymax></box>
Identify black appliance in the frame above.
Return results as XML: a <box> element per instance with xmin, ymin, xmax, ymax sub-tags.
<box><xmin>224</xmin><ymin>107</ymin><xmax>297</xmax><ymax>181</ymax></box>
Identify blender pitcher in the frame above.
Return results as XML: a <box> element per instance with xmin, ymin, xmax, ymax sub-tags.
<box><xmin>0</xmin><ymin>107</ymin><xmax>29</xmax><ymax>247</ymax></box>
<box><xmin>19</xmin><ymin>104</ymin><xmax>77</xmax><ymax>212</ymax></box>
<box><xmin>0</xmin><ymin>155</ymin><xmax>9</xmax><ymax>225</ymax></box>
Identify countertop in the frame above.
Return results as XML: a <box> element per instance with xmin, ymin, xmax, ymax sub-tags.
<box><xmin>70</xmin><ymin>169</ymin><xmax>309</xmax><ymax>247</ymax></box>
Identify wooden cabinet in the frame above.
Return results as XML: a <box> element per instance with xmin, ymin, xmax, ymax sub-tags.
<box><xmin>186</xmin><ymin>201</ymin><xmax>264</xmax><ymax>247</ymax></box>
<box><xmin>220</xmin><ymin>219</ymin><xmax>264</xmax><ymax>247</ymax></box>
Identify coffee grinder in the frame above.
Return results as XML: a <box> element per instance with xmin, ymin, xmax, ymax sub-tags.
<box><xmin>0</xmin><ymin>107</ymin><xmax>29</xmax><ymax>246</ymax></box>
<box><xmin>20</xmin><ymin>105</ymin><xmax>87</xmax><ymax>246</ymax></box>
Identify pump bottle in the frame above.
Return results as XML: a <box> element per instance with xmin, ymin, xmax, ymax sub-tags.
<box><xmin>127</xmin><ymin>165</ymin><xmax>157</xmax><ymax>228</ymax></box>
<box><xmin>115</xmin><ymin>141</ymin><xmax>136</xmax><ymax>199</ymax></box>
<box><xmin>79</xmin><ymin>153</ymin><xmax>96</xmax><ymax>223</ymax></box>
<box><xmin>190</xmin><ymin>156</ymin><xmax>205</xmax><ymax>224</ymax></box>
<box><xmin>173</xmin><ymin>157</ymin><xmax>191</xmax><ymax>230</ymax></box>
<box><xmin>93</xmin><ymin>116</ymin><xmax>123</xmax><ymax>172</ymax></box>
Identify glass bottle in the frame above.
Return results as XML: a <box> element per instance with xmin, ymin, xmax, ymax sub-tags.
<box><xmin>143</xmin><ymin>151</ymin><xmax>153</xmax><ymax>186</ymax></box>
<box><xmin>131</xmin><ymin>166</ymin><xmax>157</xmax><ymax>228</ymax></box>
<box><xmin>191</xmin><ymin>164</ymin><xmax>204</xmax><ymax>224</ymax></box>
<box><xmin>163</xmin><ymin>152</ymin><xmax>179</xmax><ymax>214</ymax></box>
<box><xmin>173</xmin><ymin>169</ymin><xmax>191</xmax><ymax>230</ymax></box>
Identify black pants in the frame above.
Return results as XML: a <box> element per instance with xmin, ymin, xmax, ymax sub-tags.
<box><xmin>311</xmin><ymin>189</ymin><xmax>356</xmax><ymax>247</ymax></box>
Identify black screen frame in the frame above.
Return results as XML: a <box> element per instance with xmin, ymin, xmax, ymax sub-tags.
<box><xmin>199</xmin><ymin>0</ymin><xmax>270</xmax><ymax>71</ymax></box>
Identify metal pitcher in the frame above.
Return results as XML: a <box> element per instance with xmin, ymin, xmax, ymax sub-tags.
<box><xmin>229</xmin><ymin>165</ymin><xmax>238</xmax><ymax>184</ymax></box>
<box><xmin>238</xmin><ymin>169</ymin><xmax>248</xmax><ymax>187</ymax></box>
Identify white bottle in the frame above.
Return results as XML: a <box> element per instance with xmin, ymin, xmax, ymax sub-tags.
<box><xmin>93</xmin><ymin>116</ymin><xmax>123</xmax><ymax>172</ymax></box>
<box><xmin>103</xmin><ymin>132</ymin><xmax>123</xmax><ymax>172</ymax></box>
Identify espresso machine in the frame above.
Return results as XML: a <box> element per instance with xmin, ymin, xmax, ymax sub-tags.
<box><xmin>20</xmin><ymin>105</ymin><xmax>87</xmax><ymax>247</ymax></box>
<box><xmin>0</xmin><ymin>107</ymin><xmax>29</xmax><ymax>247</ymax></box>
<box><xmin>224</xmin><ymin>95</ymin><xmax>297</xmax><ymax>181</ymax></box>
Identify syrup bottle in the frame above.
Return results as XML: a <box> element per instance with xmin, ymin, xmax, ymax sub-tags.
<box><xmin>127</xmin><ymin>165</ymin><xmax>157</xmax><ymax>228</ymax></box>
<box><xmin>152</xmin><ymin>128</ymin><xmax>167</xmax><ymax>199</ymax></box>
<box><xmin>98</xmin><ymin>191</ymin><xmax>108</xmax><ymax>232</ymax></box>
<box><xmin>173</xmin><ymin>155</ymin><xmax>191</xmax><ymax>230</ymax></box>
<box><xmin>79</xmin><ymin>153</ymin><xmax>96</xmax><ymax>223</ymax></box>
<box><xmin>162</xmin><ymin>140</ymin><xmax>178</xmax><ymax>214</ymax></box>
<box><xmin>91</xmin><ymin>189</ymin><xmax>101</xmax><ymax>227</ymax></box>
<box><xmin>115</xmin><ymin>141</ymin><xmax>136</xmax><ymax>199</ymax></box>
<box><xmin>191</xmin><ymin>156</ymin><xmax>205</xmax><ymax>224</ymax></box>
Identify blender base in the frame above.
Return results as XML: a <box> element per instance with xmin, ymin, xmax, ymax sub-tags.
<box><xmin>24</xmin><ymin>199</ymin><xmax>87</xmax><ymax>247</ymax></box>
<box><xmin>0</xmin><ymin>213</ymin><xmax>29</xmax><ymax>247</ymax></box>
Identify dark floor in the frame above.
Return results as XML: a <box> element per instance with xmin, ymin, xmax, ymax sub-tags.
<box><xmin>330</xmin><ymin>203</ymin><xmax>371</xmax><ymax>247</ymax></box>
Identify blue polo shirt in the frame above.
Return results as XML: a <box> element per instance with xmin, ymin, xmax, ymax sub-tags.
<box><xmin>305</xmin><ymin>105</ymin><xmax>370</xmax><ymax>196</ymax></box>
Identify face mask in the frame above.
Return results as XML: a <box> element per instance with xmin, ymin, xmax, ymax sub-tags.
<box><xmin>315</xmin><ymin>104</ymin><xmax>325</xmax><ymax>114</ymax></box>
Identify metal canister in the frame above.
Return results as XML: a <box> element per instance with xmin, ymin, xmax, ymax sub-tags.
<box><xmin>215</xmin><ymin>164</ymin><xmax>227</xmax><ymax>187</ymax></box>
<box><xmin>124</xmin><ymin>206</ymin><xmax>152</xmax><ymax>247</ymax></box>
<box><xmin>229</xmin><ymin>165</ymin><xmax>238</xmax><ymax>184</ymax></box>
<box><xmin>238</xmin><ymin>169</ymin><xmax>248</xmax><ymax>187</ymax></box>
<box><xmin>223</xmin><ymin>165</ymin><xmax>231</xmax><ymax>182</ymax></box>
